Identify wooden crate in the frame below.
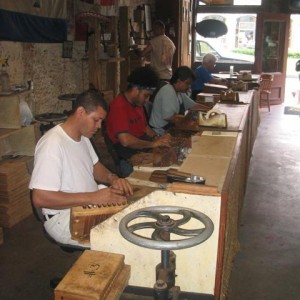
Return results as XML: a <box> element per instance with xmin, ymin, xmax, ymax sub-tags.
<box><xmin>54</xmin><ymin>250</ymin><xmax>130</xmax><ymax>300</ymax></box>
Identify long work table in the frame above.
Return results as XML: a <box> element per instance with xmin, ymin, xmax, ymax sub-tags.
<box><xmin>90</xmin><ymin>90</ymin><xmax>260</xmax><ymax>300</ymax></box>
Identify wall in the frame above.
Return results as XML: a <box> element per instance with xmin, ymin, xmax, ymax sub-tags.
<box><xmin>0</xmin><ymin>0</ymin><xmax>155</xmax><ymax>117</ymax></box>
<box><xmin>0</xmin><ymin>41</ymin><xmax>88</xmax><ymax>116</ymax></box>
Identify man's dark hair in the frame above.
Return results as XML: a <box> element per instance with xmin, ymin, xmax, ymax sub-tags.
<box><xmin>127</xmin><ymin>66</ymin><xmax>159</xmax><ymax>90</ymax></box>
<box><xmin>72</xmin><ymin>89</ymin><xmax>108</xmax><ymax>114</ymax></box>
<box><xmin>170</xmin><ymin>66</ymin><xmax>196</xmax><ymax>84</ymax></box>
<box><xmin>153</xmin><ymin>20</ymin><xmax>165</xmax><ymax>30</ymax></box>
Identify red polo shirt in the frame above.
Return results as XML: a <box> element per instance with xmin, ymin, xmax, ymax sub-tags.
<box><xmin>106</xmin><ymin>94</ymin><xmax>147</xmax><ymax>144</ymax></box>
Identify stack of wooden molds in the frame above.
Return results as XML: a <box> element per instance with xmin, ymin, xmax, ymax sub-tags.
<box><xmin>55</xmin><ymin>250</ymin><xmax>130</xmax><ymax>300</ymax></box>
<box><xmin>0</xmin><ymin>156</ymin><xmax>33</xmax><ymax>228</ymax></box>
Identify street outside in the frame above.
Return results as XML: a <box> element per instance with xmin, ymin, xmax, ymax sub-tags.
<box><xmin>285</xmin><ymin>58</ymin><xmax>300</xmax><ymax>105</ymax></box>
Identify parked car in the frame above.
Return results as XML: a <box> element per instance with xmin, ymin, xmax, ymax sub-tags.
<box><xmin>195</xmin><ymin>40</ymin><xmax>254</xmax><ymax>64</ymax></box>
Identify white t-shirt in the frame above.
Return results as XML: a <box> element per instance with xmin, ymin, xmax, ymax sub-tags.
<box><xmin>150</xmin><ymin>34</ymin><xmax>176</xmax><ymax>80</ymax></box>
<box><xmin>29</xmin><ymin>125</ymin><xmax>99</xmax><ymax>215</ymax></box>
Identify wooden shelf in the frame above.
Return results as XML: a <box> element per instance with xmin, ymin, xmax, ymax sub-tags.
<box><xmin>0</xmin><ymin>125</ymin><xmax>36</xmax><ymax>157</ymax></box>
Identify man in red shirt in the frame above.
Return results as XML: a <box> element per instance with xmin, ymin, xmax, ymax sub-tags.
<box><xmin>106</xmin><ymin>66</ymin><xmax>171</xmax><ymax>177</ymax></box>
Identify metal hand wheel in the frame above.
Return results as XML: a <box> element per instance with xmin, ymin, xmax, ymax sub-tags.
<box><xmin>119</xmin><ymin>206</ymin><xmax>214</xmax><ymax>250</ymax></box>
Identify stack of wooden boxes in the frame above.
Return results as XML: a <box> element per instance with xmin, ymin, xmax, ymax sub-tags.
<box><xmin>0</xmin><ymin>156</ymin><xmax>33</xmax><ymax>228</ymax></box>
<box><xmin>55</xmin><ymin>250</ymin><xmax>130</xmax><ymax>300</ymax></box>
<box><xmin>0</xmin><ymin>91</ymin><xmax>36</xmax><ymax>241</ymax></box>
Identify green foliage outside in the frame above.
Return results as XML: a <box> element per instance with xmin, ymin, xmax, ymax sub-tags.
<box><xmin>233</xmin><ymin>49</ymin><xmax>300</xmax><ymax>58</ymax></box>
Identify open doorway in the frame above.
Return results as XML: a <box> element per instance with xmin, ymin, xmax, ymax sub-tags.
<box><xmin>285</xmin><ymin>14</ymin><xmax>300</xmax><ymax>105</ymax></box>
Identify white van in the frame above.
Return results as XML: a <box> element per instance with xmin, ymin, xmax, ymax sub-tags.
<box><xmin>195</xmin><ymin>40</ymin><xmax>254</xmax><ymax>64</ymax></box>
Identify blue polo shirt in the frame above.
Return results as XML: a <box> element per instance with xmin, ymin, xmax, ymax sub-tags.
<box><xmin>191</xmin><ymin>65</ymin><xmax>213</xmax><ymax>92</ymax></box>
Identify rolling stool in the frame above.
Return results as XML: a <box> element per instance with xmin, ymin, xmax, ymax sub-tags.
<box><xmin>35</xmin><ymin>113</ymin><xmax>67</xmax><ymax>135</ymax></box>
<box><xmin>58</xmin><ymin>93</ymin><xmax>79</xmax><ymax>115</ymax></box>
<box><xmin>119</xmin><ymin>206</ymin><xmax>214</xmax><ymax>300</ymax></box>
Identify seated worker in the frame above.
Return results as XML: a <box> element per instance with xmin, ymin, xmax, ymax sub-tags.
<box><xmin>105</xmin><ymin>66</ymin><xmax>171</xmax><ymax>177</ymax></box>
<box><xmin>191</xmin><ymin>53</ymin><xmax>228</xmax><ymax>100</ymax></box>
<box><xmin>29</xmin><ymin>90</ymin><xmax>133</xmax><ymax>248</ymax></box>
<box><xmin>149</xmin><ymin>66</ymin><xmax>199</xmax><ymax>135</ymax></box>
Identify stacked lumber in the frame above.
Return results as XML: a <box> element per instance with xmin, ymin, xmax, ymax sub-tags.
<box><xmin>55</xmin><ymin>250</ymin><xmax>130</xmax><ymax>300</ymax></box>
<box><xmin>0</xmin><ymin>156</ymin><xmax>33</xmax><ymax>228</ymax></box>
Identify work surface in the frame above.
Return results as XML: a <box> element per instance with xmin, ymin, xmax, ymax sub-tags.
<box><xmin>90</xmin><ymin>90</ymin><xmax>259</xmax><ymax>300</ymax></box>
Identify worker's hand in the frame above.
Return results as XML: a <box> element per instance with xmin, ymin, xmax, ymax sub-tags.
<box><xmin>220</xmin><ymin>78</ymin><xmax>228</xmax><ymax>85</ymax></box>
<box><xmin>93</xmin><ymin>187</ymin><xmax>128</xmax><ymax>206</ymax></box>
<box><xmin>152</xmin><ymin>133</ymin><xmax>171</xmax><ymax>148</ymax></box>
<box><xmin>110</xmin><ymin>177</ymin><xmax>134</xmax><ymax>197</ymax></box>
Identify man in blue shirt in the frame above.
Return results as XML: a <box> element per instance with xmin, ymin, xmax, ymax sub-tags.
<box><xmin>191</xmin><ymin>53</ymin><xmax>227</xmax><ymax>100</ymax></box>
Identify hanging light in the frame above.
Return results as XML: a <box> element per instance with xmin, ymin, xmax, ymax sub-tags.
<box><xmin>196</xmin><ymin>19</ymin><xmax>228</xmax><ymax>38</ymax></box>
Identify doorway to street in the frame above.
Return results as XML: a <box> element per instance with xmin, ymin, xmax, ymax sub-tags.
<box><xmin>284</xmin><ymin>14</ymin><xmax>300</xmax><ymax>105</ymax></box>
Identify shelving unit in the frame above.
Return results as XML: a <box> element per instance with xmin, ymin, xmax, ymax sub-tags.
<box><xmin>0</xmin><ymin>90</ymin><xmax>30</xmax><ymax>129</ymax></box>
<box><xmin>87</xmin><ymin>15</ymin><xmax>124</xmax><ymax>98</ymax></box>
<box><xmin>0</xmin><ymin>91</ymin><xmax>36</xmax><ymax>158</ymax></box>
<box><xmin>0</xmin><ymin>91</ymin><xmax>36</xmax><ymax>229</ymax></box>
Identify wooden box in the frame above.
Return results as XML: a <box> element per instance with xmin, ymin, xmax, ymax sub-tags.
<box><xmin>0</xmin><ymin>156</ymin><xmax>33</xmax><ymax>228</ymax></box>
<box><xmin>54</xmin><ymin>250</ymin><xmax>130</xmax><ymax>300</ymax></box>
<box><xmin>196</xmin><ymin>93</ymin><xmax>220</xmax><ymax>104</ymax></box>
<box><xmin>70</xmin><ymin>204</ymin><xmax>128</xmax><ymax>244</ymax></box>
<box><xmin>203</xmin><ymin>83</ymin><xmax>228</xmax><ymax>94</ymax></box>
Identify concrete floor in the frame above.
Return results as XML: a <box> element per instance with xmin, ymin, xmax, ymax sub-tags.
<box><xmin>227</xmin><ymin>104</ymin><xmax>300</xmax><ymax>300</ymax></box>
<box><xmin>0</xmin><ymin>104</ymin><xmax>300</xmax><ymax>300</ymax></box>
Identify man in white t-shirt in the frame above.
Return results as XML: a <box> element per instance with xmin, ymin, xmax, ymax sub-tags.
<box><xmin>29</xmin><ymin>90</ymin><xmax>133</xmax><ymax>248</ymax></box>
<box><xmin>138</xmin><ymin>20</ymin><xmax>176</xmax><ymax>81</ymax></box>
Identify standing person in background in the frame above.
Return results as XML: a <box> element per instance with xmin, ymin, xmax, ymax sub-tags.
<box><xmin>191</xmin><ymin>53</ymin><xmax>228</xmax><ymax>100</ymax></box>
<box><xmin>137</xmin><ymin>20</ymin><xmax>176</xmax><ymax>82</ymax></box>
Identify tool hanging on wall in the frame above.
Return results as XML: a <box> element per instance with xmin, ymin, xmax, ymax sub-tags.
<box><xmin>100</xmin><ymin>24</ymin><xmax>108</xmax><ymax>57</ymax></box>
<box><xmin>75</xmin><ymin>11</ymin><xmax>111</xmax><ymax>57</ymax></box>
<box><xmin>129</xmin><ymin>18</ymin><xmax>138</xmax><ymax>48</ymax></box>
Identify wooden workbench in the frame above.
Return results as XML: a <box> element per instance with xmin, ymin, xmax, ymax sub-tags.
<box><xmin>90</xmin><ymin>90</ymin><xmax>260</xmax><ymax>300</ymax></box>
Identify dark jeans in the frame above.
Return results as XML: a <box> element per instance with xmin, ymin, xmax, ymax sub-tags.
<box><xmin>113</xmin><ymin>134</ymin><xmax>152</xmax><ymax>177</ymax></box>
